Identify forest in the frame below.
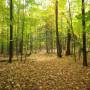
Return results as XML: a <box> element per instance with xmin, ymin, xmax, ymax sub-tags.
<box><xmin>0</xmin><ymin>0</ymin><xmax>90</xmax><ymax>90</ymax></box>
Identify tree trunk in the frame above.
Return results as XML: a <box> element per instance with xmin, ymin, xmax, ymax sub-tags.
<box><xmin>21</xmin><ymin>0</ymin><xmax>25</xmax><ymax>61</ymax></box>
<box><xmin>46</xmin><ymin>29</ymin><xmax>49</xmax><ymax>53</ymax></box>
<box><xmin>55</xmin><ymin>0</ymin><xmax>62</xmax><ymax>57</ymax></box>
<box><xmin>1</xmin><ymin>16</ymin><xmax>4</xmax><ymax>55</ymax></box>
<box><xmin>67</xmin><ymin>0</ymin><xmax>76</xmax><ymax>61</ymax></box>
<box><xmin>9</xmin><ymin>0</ymin><xmax>13</xmax><ymax>63</ymax></box>
<box><xmin>16</xmin><ymin>0</ymin><xmax>20</xmax><ymax>60</ymax></box>
<box><xmin>66</xmin><ymin>29</ymin><xmax>71</xmax><ymax>55</ymax></box>
<box><xmin>82</xmin><ymin>0</ymin><xmax>87</xmax><ymax>66</ymax></box>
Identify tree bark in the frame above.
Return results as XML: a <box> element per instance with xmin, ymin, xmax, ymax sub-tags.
<box><xmin>82</xmin><ymin>0</ymin><xmax>87</xmax><ymax>66</ymax></box>
<box><xmin>55</xmin><ymin>0</ymin><xmax>62</xmax><ymax>57</ymax></box>
<box><xmin>9</xmin><ymin>0</ymin><xmax>13</xmax><ymax>63</ymax></box>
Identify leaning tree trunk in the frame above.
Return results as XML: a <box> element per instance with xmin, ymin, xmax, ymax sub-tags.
<box><xmin>55</xmin><ymin>0</ymin><xmax>62</xmax><ymax>57</ymax></box>
<box><xmin>67</xmin><ymin>0</ymin><xmax>76</xmax><ymax>61</ymax></box>
<box><xmin>82</xmin><ymin>0</ymin><xmax>87</xmax><ymax>66</ymax></box>
<box><xmin>9</xmin><ymin>0</ymin><xmax>13</xmax><ymax>63</ymax></box>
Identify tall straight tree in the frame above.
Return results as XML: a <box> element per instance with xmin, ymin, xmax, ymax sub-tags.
<box><xmin>9</xmin><ymin>0</ymin><xmax>13</xmax><ymax>63</ymax></box>
<box><xmin>55</xmin><ymin>0</ymin><xmax>62</xmax><ymax>57</ymax></box>
<box><xmin>21</xmin><ymin>0</ymin><xmax>25</xmax><ymax>61</ymax></box>
<box><xmin>82</xmin><ymin>0</ymin><xmax>87</xmax><ymax>66</ymax></box>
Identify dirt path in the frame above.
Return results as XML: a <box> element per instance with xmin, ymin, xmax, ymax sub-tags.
<box><xmin>0</xmin><ymin>54</ymin><xmax>90</xmax><ymax>90</ymax></box>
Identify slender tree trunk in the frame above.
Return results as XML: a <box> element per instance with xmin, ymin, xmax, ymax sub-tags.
<box><xmin>50</xmin><ymin>30</ymin><xmax>53</xmax><ymax>53</ymax></box>
<box><xmin>55</xmin><ymin>0</ymin><xmax>62</xmax><ymax>57</ymax></box>
<box><xmin>16</xmin><ymin>0</ymin><xmax>20</xmax><ymax>60</ymax></box>
<box><xmin>67</xmin><ymin>0</ymin><xmax>76</xmax><ymax>61</ymax></box>
<box><xmin>21</xmin><ymin>19</ymin><xmax>24</xmax><ymax>61</ymax></box>
<box><xmin>82</xmin><ymin>0</ymin><xmax>87</xmax><ymax>66</ymax></box>
<box><xmin>21</xmin><ymin>0</ymin><xmax>25</xmax><ymax>61</ymax></box>
<box><xmin>46</xmin><ymin>29</ymin><xmax>49</xmax><ymax>53</ymax></box>
<box><xmin>1</xmin><ymin>16</ymin><xmax>4</xmax><ymax>55</ymax></box>
<box><xmin>9</xmin><ymin>0</ymin><xmax>13</xmax><ymax>63</ymax></box>
<box><xmin>66</xmin><ymin>28</ymin><xmax>71</xmax><ymax>55</ymax></box>
<box><xmin>25</xmin><ymin>25</ymin><xmax>28</xmax><ymax>61</ymax></box>
<box><xmin>30</xmin><ymin>33</ymin><xmax>33</xmax><ymax>54</ymax></box>
<box><xmin>6</xmin><ymin>13</ymin><xmax>9</xmax><ymax>56</ymax></box>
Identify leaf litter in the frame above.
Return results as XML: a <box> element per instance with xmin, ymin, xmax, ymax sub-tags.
<box><xmin>0</xmin><ymin>53</ymin><xmax>90</xmax><ymax>90</ymax></box>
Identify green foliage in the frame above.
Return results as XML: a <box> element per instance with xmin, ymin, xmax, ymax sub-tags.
<box><xmin>0</xmin><ymin>0</ymin><xmax>90</xmax><ymax>54</ymax></box>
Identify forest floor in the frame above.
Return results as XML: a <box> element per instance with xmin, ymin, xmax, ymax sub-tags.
<box><xmin>0</xmin><ymin>53</ymin><xmax>90</xmax><ymax>90</ymax></box>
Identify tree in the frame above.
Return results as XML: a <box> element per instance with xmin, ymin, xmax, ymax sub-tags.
<box><xmin>82</xmin><ymin>0</ymin><xmax>87</xmax><ymax>66</ymax></box>
<box><xmin>66</xmin><ymin>27</ymin><xmax>71</xmax><ymax>55</ymax></box>
<box><xmin>9</xmin><ymin>0</ymin><xmax>13</xmax><ymax>63</ymax></box>
<box><xmin>55</xmin><ymin>0</ymin><xmax>62</xmax><ymax>57</ymax></box>
<box><xmin>20</xmin><ymin>0</ymin><xmax>25</xmax><ymax>61</ymax></box>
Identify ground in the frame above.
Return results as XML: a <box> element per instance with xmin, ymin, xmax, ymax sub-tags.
<box><xmin>0</xmin><ymin>53</ymin><xmax>90</xmax><ymax>90</ymax></box>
